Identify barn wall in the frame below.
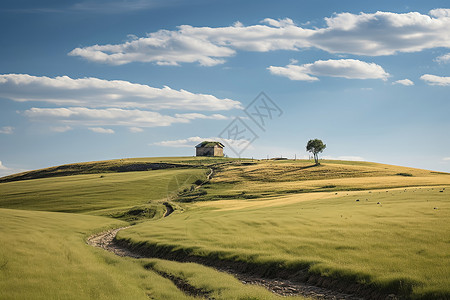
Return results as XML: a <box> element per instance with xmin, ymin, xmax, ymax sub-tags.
<box><xmin>196</xmin><ymin>146</ymin><xmax>223</xmax><ymax>157</ymax></box>
<box><xmin>214</xmin><ymin>147</ymin><xmax>224</xmax><ymax>157</ymax></box>
<box><xmin>196</xmin><ymin>147</ymin><xmax>214</xmax><ymax>156</ymax></box>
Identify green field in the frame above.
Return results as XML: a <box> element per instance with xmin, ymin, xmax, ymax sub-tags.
<box><xmin>0</xmin><ymin>208</ymin><xmax>286</xmax><ymax>300</ymax></box>
<box><xmin>1</xmin><ymin>157</ymin><xmax>449</xmax><ymax>299</ymax></box>
<box><xmin>119</xmin><ymin>187</ymin><xmax>449</xmax><ymax>298</ymax></box>
<box><xmin>0</xmin><ymin>167</ymin><xmax>207</xmax><ymax>216</ymax></box>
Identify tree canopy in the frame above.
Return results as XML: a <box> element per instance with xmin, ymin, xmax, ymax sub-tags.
<box><xmin>306</xmin><ymin>139</ymin><xmax>326</xmax><ymax>165</ymax></box>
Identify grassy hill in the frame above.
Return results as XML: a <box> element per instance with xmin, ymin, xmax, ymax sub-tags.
<box><xmin>0</xmin><ymin>156</ymin><xmax>236</xmax><ymax>183</ymax></box>
<box><xmin>0</xmin><ymin>168</ymin><xmax>206</xmax><ymax>215</ymax></box>
<box><xmin>0</xmin><ymin>157</ymin><xmax>449</xmax><ymax>299</ymax></box>
<box><xmin>176</xmin><ymin>159</ymin><xmax>450</xmax><ymax>202</ymax></box>
<box><xmin>0</xmin><ymin>208</ymin><xmax>287</xmax><ymax>300</ymax></box>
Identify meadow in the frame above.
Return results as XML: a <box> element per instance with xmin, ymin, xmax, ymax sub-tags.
<box><xmin>178</xmin><ymin>159</ymin><xmax>450</xmax><ymax>202</ymax></box>
<box><xmin>0</xmin><ymin>167</ymin><xmax>207</xmax><ymax>217</ymax></box>
<box><xmin>0</xmin><ymin>208</ymin><xmax>288</xmax><ymax>300</ymax></box>
<box><xmin>119</xmin><ymin>187</ymin><xmax>450</xmax><ymax>298</ymax></box>
<box><xmin>1</xmin><ymin>157</ymin><xmax>449</xmax><ymax>299</ymax></box>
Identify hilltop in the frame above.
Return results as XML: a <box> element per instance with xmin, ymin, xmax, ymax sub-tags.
<box><xmin>0</xmin><ymin>156</ymin><xmax>237</xmax><ymax>183</ymax></box>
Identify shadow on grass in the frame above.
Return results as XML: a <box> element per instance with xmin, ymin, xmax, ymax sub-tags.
<box><xmin>114</xmin><ymin>237</ymin><xmax>414</xmax><ymax>299</ymax></box>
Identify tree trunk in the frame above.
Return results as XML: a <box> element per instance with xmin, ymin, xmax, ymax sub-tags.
<box><xmin>314</xmin><ymin>153</ymin><xmax>319</xmax><ymax>165</ymax></box>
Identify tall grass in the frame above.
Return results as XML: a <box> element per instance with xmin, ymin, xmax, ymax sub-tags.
<box><xmin>0</xmin><ymin>168</ymin><xmax>207</xmax><ymax>214</ymax></box>
<box><xmin>141</xmin><ymin>258</ymin><xmax>305</xmax><ymax>299</ymax></box>
<box><xmin>183</xmin><ymin>160</ymin><xmax>450</xmax><ymax>202</ymax></box>
<box><xmin>119</xmin><ymin>187</ymin><xmax>450</xmax><ymax>298</ymax></box>
<box><xmin>1</xmin><ymin>157</ymin><xmax>449</xmax><ymax>299</ymax></box>
<box><xmin>0</xmin><ymin>208</ymin><xmax>300</xmax><ymax>299</ymax></box>
<box><xmin>0</xmin><ymin>208</ymin><xmax>196</xmax><ymax>299</ymax></box>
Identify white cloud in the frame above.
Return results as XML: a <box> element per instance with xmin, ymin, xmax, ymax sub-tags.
<box><xmin>268</xmin><ymin>64</ymin><xmax>318</xmax><ymax>81</ymax></box>
<box><xmin>322</xmin><ymin>155</ymin><xmax>365</xmax><ymax>161</ymax></box>
<box><xmin>268</xmin><ymin>59</ymin><xmax>389</xmax><ymax>81</ymax></box>
<box><xmin>24</xmin><ymin>107</ymin><xmax>228</xmax><ymax>128</ymax></box>
<box><xmin>435</xmin><ymin>53</ymin><xmax>450</xmax><ymax>63</ymax></box>
<box><xmin>88</xmin><ymin>127</ymin><xmax>115</xmax><ymax>134</ymax></box>
<box><xmin>0</xmin><ymin>126</ymin><xmax>14</xmax><ymax>134</ymax></box>
<box><xmin>69</xmin><ymin>10</ymin><xmax>450</xmax><ymax>66</ymax></box>
<box><xmin>68</xmin><ymin>29</ymin><xmax>235</xmax><ymax>66</ymax></box>
<box><xmin>261</xmin><ymin>17</ymin><xmax>295</xmax><ymax>28</ymax></box>
<box><xmin>393</xmin><ymin>79</ymin><xmax>414</xmax><ymax>86</ymax></box>
<box><xmin>0</xmin><ymin>74</ymin><xmax>241</xmax><ymax>111</ymax></box>
<box><xmin>50</xmin><ymin>126</ymin><xmax>72</xmax><ymax>132</ymax></box>
<box><xmin>71</xmin><ymin>0</ymin><xmax>172</xmax><ymax>13</ymax></box>
<box><xmin>429</xmin><ymin>8</ymin><xmax>450</xmax><ymax>18</ymax></box>
<box><xmin>129</xmin><ymin>127</ymin><xmax>144</xmax><ymax>133</ymax></box>
<box><xmin>443</xmin><ymin>157</ymin><xmax>450</xmax><ymax>161</ymax></box>
<box><xmin>154</xmin><ymin>136</ymin><xmax>207</xmax><ymax>148</ymax></box>
<box><xmin>153</xmin><ymin>136</ymin><xmax>254</xmax><ymax>153</ymax></box>
<box><xmin>0</xmin><ymin>162</ymin><xmax>10</xmax><ymax>177</ymax></box>
<box><xmin>0</xmin><ymin>161</ymin><xmax>8</xmax><ymax>170</ymax></box>
<box><xmin>174</xmin><ymin>113</ymin><xmax>229</xmax><ymax>120</ymax></box>
<box><xmin>312</xmin><ymin>11</ymin><xmax>450</xmax><ymax>56</ymax></box>
<box><xmin>0</xmin><ymin>161</ymin><xmax>28</xmax><ymax>177</ymax></box>
<box><xmin>420</xmin><ymin>74</ymin><xmax>450</xmax><ymax>86</ymax></box>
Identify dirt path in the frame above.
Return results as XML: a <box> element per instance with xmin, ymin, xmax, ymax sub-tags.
<box><xmin>87</xmin><ymin>227</ymin><xmax>143</xmax><ymax>259</ymax></box>
<box><xmin>87</xmin><ymin>227</ymin><xmax>395</xmax><ymax>300</ymax></box>
<box><xmin>87</xmin><ymin>171</ymin><xmax>396</xmax><ymax>299</ymax></box>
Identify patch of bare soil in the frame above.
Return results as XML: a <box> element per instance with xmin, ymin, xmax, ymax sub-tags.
<box><xmin>87</xmin><ymin>227</ymin><xmax>142</xmax><ymax>259</ymax></box>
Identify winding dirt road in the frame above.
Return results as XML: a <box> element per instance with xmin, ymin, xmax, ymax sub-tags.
<box><xmin>87</xmin><ymin>171</ymin><xmax>396</xmax><ymax>299</ymax></box>
<box><xmin>87</xmin><ymin>226</ymin><xmax>396</xmax><ymax>300</ymax></box>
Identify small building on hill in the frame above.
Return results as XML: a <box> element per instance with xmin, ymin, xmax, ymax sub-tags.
<box><xmin>195</xmin><ymin>141</ymin><xmax>224</xmax><ymax>157</ymax></box>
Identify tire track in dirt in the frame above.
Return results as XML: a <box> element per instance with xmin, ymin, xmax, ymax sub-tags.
<box><xmin>145</xmin><ymin>264</ymin><xmax>214</xmax><ymax>299</ymax></box>
<box><xmin>87</xmin><ymin>170</ymin><xmax>397</xmax><ymax>299</ymax></box>
<box><xmin>87</xmin><ymin>227</ymin><xmax>395</xmax><ymax>300</ymax></box>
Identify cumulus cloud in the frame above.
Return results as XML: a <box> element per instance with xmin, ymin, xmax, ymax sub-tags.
<box><xmin>393</xmin><ymin>79</ymin><xmax>414</xmax><ymax>86</ymax></box>
<box><xmin>435</xmin><ymin>53</ymin><xmax>450</xmax><ymax>63</ymax></box>
<box><xmin>4</xmin><ymin>74</ymin><xmax>237</xmax><ymax>132</ymax></box>
<box><xmin>0</xmin><ymin>161</ymin><xmax>8</xmax><ymax>170</ymax></box>
<box><xmin>0</xmin><ymin>126</ymin><xmax>14</xmax><ymax>134</ymax></box>
<box><xmin>0</xmin><ymin>74</ymin><xmax>241</xmax><ymax>111</ymax></box>
<box><xmin>88</xmin><ymin>127</ymin><xmax>115</xmax><ymax>134</ymax></box>
<box><xmin>420</xmin><ymin>74</ymin><xmax>450</xmax><ymax>86</ymax></box>
<box><xmin>50</xmin><ymin>126</ymin><xmax>73</xmax><ymax>132</ymax></box>
<box><xmin>153</xmin><ymin>136</ymin><xmax>253</xmax><ymax>151</ymax></box>
<box><xmin>129</xmin><ymin>127</ymin><xmax>144</xmax><ymax>133</ymax></box>
<box><xmin>68</xmin><ymin>29</ymin><xmax>235</xmax><ymax>66</ymax></box>
<box><xmin>322</xmin><ymin>155</ymin><xmax>365</xmax><ymax>161</ymax></box>
<box><xmin>154</xmin><ymin>136</ymin><xmax>207</xmax><ymax>148</ymax></box>
<box><xmin>23</xmin><ymin>107</ymin><xmax>228</xmax><ymax>128</ymax></box>
<box><xmin>268</xmin><ymin>59</ymin><xmax>389</xmax><ymax>81</ymax></box>
<box><xmin>174</xmin><ymin>113</ymin><xmax>229</xmax><ymax>120</ymax></box>
<box><xmin>429</xmin><ymin>8</ymin><xmax>450</xmax><ymax>18</ymax></box>
<box><xmin>0</xmin><ymin>161</ymin><xmax>28</xmax><ymax>177</ymax></box>
<box><xmin>69</xmin><ymin>10</ymin><xmax>450</xmax><ymax>66</ymax></box>
<box><xmin>0</xmin><ymin>161</ymin><xmax>11</xmax><ymax>177</ymax></box>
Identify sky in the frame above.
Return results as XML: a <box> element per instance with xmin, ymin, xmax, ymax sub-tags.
<box><xmin>1</xmin><ymin>0</ymin><xmax>450</xmax><ymax>176</ymax></box>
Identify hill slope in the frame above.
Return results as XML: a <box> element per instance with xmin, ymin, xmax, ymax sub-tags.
<box><xmin>0</xmin><ymin>156</ymin><xmax>236</xmax><ymax>183</ymax></box>
<box><xmin>1</xmin><ymin>157</ymin><xmax>449</xmax><ymax>299</ymax></box>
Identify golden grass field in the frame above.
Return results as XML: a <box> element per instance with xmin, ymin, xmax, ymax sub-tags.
<box><xmin>1</xmin><ymin>157</ymin><xmax>449</xmax><ymax>299</ymax></box>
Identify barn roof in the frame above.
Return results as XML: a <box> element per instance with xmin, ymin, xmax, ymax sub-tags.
<box><xmin>195</xmin><ymin>141</ymin><xmax>225</xmax><ymax>148</ymax></box>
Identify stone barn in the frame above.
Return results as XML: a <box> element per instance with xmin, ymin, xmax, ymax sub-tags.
<box><xmin>195</xmin><ymin>141</ymin><xmax>224</xmax><ymax>157</ymax></box>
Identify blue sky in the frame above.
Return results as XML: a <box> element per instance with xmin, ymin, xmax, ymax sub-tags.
<box><xmin>1</xmin><ymin>0</ymin><xmax>450</xmax><ymax>175</ymax></box>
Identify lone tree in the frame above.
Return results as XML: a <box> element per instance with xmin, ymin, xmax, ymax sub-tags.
<box><xmin>306</xmin><ymin>139</ymin><xmax>326</xmax><ymax>165</ymax></box>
